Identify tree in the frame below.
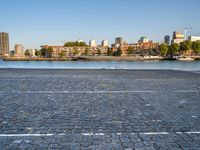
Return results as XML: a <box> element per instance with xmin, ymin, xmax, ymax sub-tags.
<box><xmin>64</xmin><ymin>41</ymin><xmax>87</xmax><ymax>47</ymax></box>
<box><xmin>159</xmin><ymin>43</ymin><xmax>168</xmax><ymax>56</ymax></box>
<box><xmin>35</xmin><ymin>50</ymin><xmax>41</xmax><ymax>57</ymax></box>
<box><xmin>24</xmin><ymin>50</ymin><xmax>30</xmax><ymax>57</ymax></box>
<box><xmin>180</xmin><ymin>41</ymin><xmax>192</xmax><ymax>54</ymax></box>
<box><xmin>127</xmin><ymin>47</ymin><xmax>134</xmax><ymax>55</ymax></box>
<box><xmin>59</xmin><ymin>50</ymin><xmax>66</xmax><ymax>58</ymax></box>
<box><xmin>97</xmin><ymin>49</ymin><xmax>101</xmax><ymax>56</ymax></box>
<box><xmin>192</xmin><ymin>41</ymin><xmax>200</xmax><ymax>55</ymax></box>
<box><xmin>40</xmin><ymin>47</ymin><xmax>53</xmax><ymax>58</ymax></box>
<box><xmin>84</xmin><ymin>48</ymin><xmax>90</xmax><ymax>55</ymax></box>
<box><xmin>168</xmin><ymin>43</ymin><xmax>179</xmax><ymax>56</ymax></box>
<box><xmin>73</xmin><ymin>48</ymin><xmax>79</xmax><ymax>56</ymax></box>
<box><xmin>113</xmin><ymin>48</ymin><xmax>122</xmax><ymax>56</ymax></box>
<box><xmin>46</xmin><ymin>47</ymin><xmax>53</xmax><ymax>58</ymax></box>
<box><xmin>107</xmin><ymin>48</ymin><xmax>113</xmax><ymax>56</ymax></box>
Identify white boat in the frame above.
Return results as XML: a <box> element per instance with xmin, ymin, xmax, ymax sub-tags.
<box><xmin>177</xmin><ymin>56</ymin><xmax>194</xmax><ymax>61</ymax></box>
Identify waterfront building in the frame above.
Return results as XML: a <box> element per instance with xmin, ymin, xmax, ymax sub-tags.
<box><xmin>101</xmin><ymin>40</ymin><xmax>109</xmax><ymax>47</ymax></box>
<box><xmin>119</xmin><ymin>44</ymin><xmax>140</xmax><ymax>55</ymax></box>
<box><xmin>0</xmin><ymin>32</ymin><xmax>9</xmax><ymax>57</ymax></box>
<box><xmin>188</xmin><ymin>36</ymin><xmax>200</xmax><ymax>42</ymax></box>
<box><xmin>41</xmin><ymin>45</ymin><xmax>66</xmax><ymax>57</ymax></box>
<box><xmin>171</xmin><ymin>31</ymin><xmax>185</xmax><ymax>44</ymax></box>
<box><xmin>14</xmin><ymin>44</ymin><xmax>24</xmax><ymax>57</ymax></box>
<box><xmin>89</xmin><ymin>40</ymin><xmax>97</xmax><ymax>48</ymax></box>
<box><xmin>41</xmin><ymin>45</ymin><xmax>87</xmax><ymax>57</ymax></box>
<box><xmin>164</xmin><ymin>35</ymin><xmax>170</xmax><ymax>45</ymax></box>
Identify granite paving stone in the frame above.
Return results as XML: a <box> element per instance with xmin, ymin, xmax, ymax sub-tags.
<box><xmin>0</xmin><ymin>69</ymin><xmax>200</xmax><ymax>149</ymax></box>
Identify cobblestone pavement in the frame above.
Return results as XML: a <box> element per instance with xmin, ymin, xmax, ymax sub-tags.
<box><xmin>0</xmin><ymin>69</ymin><xmax>200</xmax><ymax>150</ymax></box>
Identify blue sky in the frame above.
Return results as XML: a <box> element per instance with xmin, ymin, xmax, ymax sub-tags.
<box><xmin>1</xmin><ymin>0</ymin><xmax>200</xmax><ymax>49</ymax></box>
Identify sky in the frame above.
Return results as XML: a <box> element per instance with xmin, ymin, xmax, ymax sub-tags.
<box><xmin>1</xmin><ymin>0</ymin><xmax>200</xmax><ymax>49</ymax></box>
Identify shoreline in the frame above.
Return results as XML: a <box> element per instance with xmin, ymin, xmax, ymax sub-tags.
<box><xmin>1</xmin><ymin>56</ymin><xmax>200</xmax><ymax>61</ymax></box>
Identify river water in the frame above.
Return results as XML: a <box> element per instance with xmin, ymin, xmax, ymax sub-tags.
<box><xmin>0</xmin><ymin>60</ymin><xmax>200</xmax><ymax>70</ymax></box>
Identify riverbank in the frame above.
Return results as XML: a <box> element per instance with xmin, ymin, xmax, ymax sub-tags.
<box><xmin>2</xmin><ymin>56</ymin><xmax>200</xmax><ymax>61</ymax></box>
<box><xmin>2</xmin><ymin>57</ymin><xmax>71</xmax><ymax>61</ymax></box>
<box><xmin>77</xmin><ymin>56</ymin><xmax>163</xmax><ymax>61</ymax></box>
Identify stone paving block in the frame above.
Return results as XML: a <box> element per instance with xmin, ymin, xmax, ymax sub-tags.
<box><xmin>0</xmin><ymin>69</ymin><xmax>200</xmax><ymax>149</ymax></box>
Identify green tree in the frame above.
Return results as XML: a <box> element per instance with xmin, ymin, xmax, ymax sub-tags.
<box><xmin>159</xmin><ymin>43</ymin><xmax>169</xmax><ymax>56</ymax></box>
<box><xmin>84</xmin><ymin>48</ymin><xmax>90</xmax><ymax>55</ymax></box>
<box><xmin>24</xmin><ymin>50</ymin><xmax>30</xmax><ymax>57</ymax></box>
<box><xmin>64</xmin><ymin>41</ymin><xmax>87</xmax><ymax>47</ymax></box>
<box><xmin>168</xmin><ymin>43</ymin><xmax>180</xmax><ymax>56</ymax></box>
<box><xmin>40</xmin><ymin>47</ymin><xmax>53</xmax><ymax>58</ymax></box>
<box><xmin>59</xmin><ymin>50</ymin><xmax>66</xmax><ymax>58</ymax></box>
<box><xmin>97</xmin><ymin>49</ymin><xmax>101</xmax><ymax>56</ymax></box>
<box><xmin>113</xmin><ymin>48</ymin><xmax>122</xmax><ymax>56</ymax></box>
<box><xmin>73</xmin><ymin>48</ymin><xmax>79</xmax><ymax>56</ymax></box>
<box><xmin>192</xmin><ymin>41</ymin><xmax>200</xmax><ymax>55</ymax></box>
<box><xmin>180</xmin><ymin>41</ymin><xmax>192</xmax><ymax>54</ymax></box>
<box><xmin>35</xmin><ymin>50</ymin><xmax>41</xmax><ymax>57</ymax></box>
<box><xmin>46</xmin><ymin>47</ymin><xmax>53</xmax><ymax>58</ymax></box>
<box><xmin>127</xmin><ymin>47</ymin><xmax>134</xmax><ymax>55</ymax></box>
<box><xmin>107</xmin><ymin>48</ymin><xmax>113</xmax><ymax>56</ymax></box>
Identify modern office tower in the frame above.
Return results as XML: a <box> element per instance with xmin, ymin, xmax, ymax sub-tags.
<box><xmin>14</xmin><ymin>44</ymin><xmax>24</xmax><ymax>57</ymax></box>
<box><xmin>188</xmin><ymin>36</ymin><xmax>200</xmax><ymax>42</ymax></box>
<box><xmin>101</xmin><ymin>40</ymin><xmax>109</xmax><ymax>47</ymax></box>
<box><xmin>171</xmin><ymin>31</ymin><xmax>185</xmax><ymax>44</ymax></box>
<box><xmin>164</xmin><ymin>35</ymin><xmax>170</xmax><ymax>45</ymax></box>
<box><xmin>89</xmin><ymin>40</ymin><xmax>97</xmax><ymax>48</ymax></box>
<box><xmin>0</xmin><ymin>32</ymin><xmax>9</xmax><ymax>56</ymax></box>
<box><xmin>115</xmin><ymin>37</ymin><xmax>123</xmax><ymax>45</ymax></box>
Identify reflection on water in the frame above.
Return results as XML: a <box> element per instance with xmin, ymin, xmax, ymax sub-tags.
<box><xmin>0</xmin><ymin>60</ymin><xmax>199</xmax><ymax>70</ymax></box>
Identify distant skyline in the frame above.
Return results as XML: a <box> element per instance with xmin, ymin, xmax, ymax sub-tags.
<box><xmin>1</xmin><ymin>0</ymin><xmax>200</xmax><ymax>49</ymax></box>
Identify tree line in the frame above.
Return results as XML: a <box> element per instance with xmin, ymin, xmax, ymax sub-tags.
<box><xmin>159</xmin><ymin>41</ymin><xmax>200</xmax><ymax>57</ymax></box>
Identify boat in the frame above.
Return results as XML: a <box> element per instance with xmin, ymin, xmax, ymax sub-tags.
<box><xmin>177</xmin><ymin>56</ymin><xmax>194</xmax><ymax>61</ymax></box>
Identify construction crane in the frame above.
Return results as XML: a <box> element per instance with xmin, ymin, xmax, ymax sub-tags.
<box><xmin>175</xmin><ymin>27</ymin><xmax>192</xmax><ymax>40</ymax></box>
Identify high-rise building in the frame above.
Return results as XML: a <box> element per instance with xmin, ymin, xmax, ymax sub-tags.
<box><xmin>0</xmin><ymin>32</ymin><xmax>9</xmax><ymax>57</ymax></box>
<box><xmin>164</xmin><ymin>35</ymin><xmax>170</xmax><ymax>45</ymax></box>
<box><xmin>171</xmin><ymin>31</ymin><xmax>185</xmax><ymax>44</ymax></box>
<box><xmin>115</xmin><ymin>37</ymin><xmax>123</xmax><ymax>45</ymax></box>
<box><xmin>89</xmin><ymin>40</ymin><xmax>97</xmax><ymax>48</ymax></box>
<box><xmin>173</xmin><ymin>31</ymin><xmax>185</xmax><ymax>39</ymax></box>
<box><xmin>14</xmin><ymin>44</ymin><xmax>24</xmax><ymax>57</ymax></box>
<box><xmin>101</xmin><ymin>40</ymin><xmax>109</xmax><ymax>47</ymax></box>
<box><xmin>138</xmin><ymin>36</ymin><xmax>149</xmax><ymax>44</ymax></box>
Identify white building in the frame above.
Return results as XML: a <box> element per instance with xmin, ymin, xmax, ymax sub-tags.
<box><xmin>101</xmin><ymin>40</ymin><xmax>109</xmax><ymax>47</ymax></box>
<box><xmin>14</xmin><ymin>44</ymin><xmax>24</xmax><ymax>57</ymax></box>
<box><xmin>77</xmin><ymin>39</ymin><xmax>83</xmax><ymax>43</ymax></box>
<box><xmin>29</xmin><ymin>49</ymin><xmax>36</xmax><ymax>57</ymax></box>
<box><xmin>171</xmin><ymin>31</ymin><xmax>185</xmax><ymax>44</ymax></box>
<box><xmin>171</xmin><ymin>39</ymin><xmax>185</xmax><ymax>45</ymax></box>
<box><xmin>188</xmin><ymin>36</ymin><xmax>200</xmax><ymax>42</ymax></box>
<box><xmin>89</xmin><ymin>40</ymin><xmax>97</xmax><ymax>48</ymax></box>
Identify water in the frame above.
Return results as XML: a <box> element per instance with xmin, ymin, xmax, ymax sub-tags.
<box><xmin>0</xmin><ymin>60</ymin><xmax>200</xmax><ymax>70</ymax></box>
